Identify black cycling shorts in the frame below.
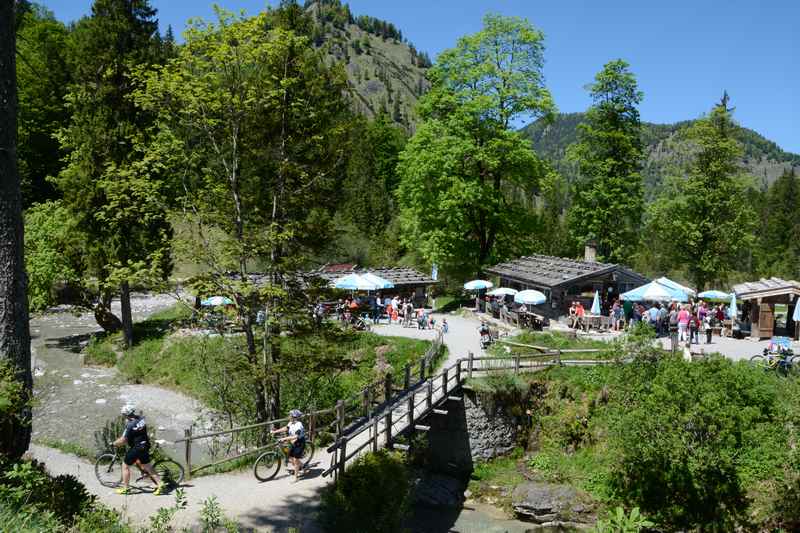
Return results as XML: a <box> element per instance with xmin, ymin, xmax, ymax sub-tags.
<box><xmin>288</xmin><ymin>441</ymin><xmax>305</xmax><ymax>459</ymax></box>
<box><xmin>124</xmin><ymin>446</ymin><xmax>151</xmax><ymax>466</ymax></box>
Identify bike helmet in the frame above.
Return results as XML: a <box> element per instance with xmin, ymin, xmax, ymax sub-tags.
<box><xmin>289</xmin><ymin>409</ymin><xmax>303</xmax><ymax>419</ymax></box>
<box><xmin>120</xmin><ymin>404</ymin><xmax>137</xmax><ymax>417</ymax></box>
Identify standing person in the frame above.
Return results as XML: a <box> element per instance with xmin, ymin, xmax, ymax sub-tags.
<box><xmin>678</xmin><ymin>305</ymin><xmax>690</xmax><ymax>342</ymax></box>
<box><xmin>658</xmin><ymin>304</ymin><xmax>668</xmax><ymax>338</ymax></box>
<box><xmin>611</xmin><ymin>301</ymin><xmax>621</xmax><ymax>331</ymax></box>
<box><xmin>271</xmin><ymin>409</ymin><xmax>306</xmax><ymax>483</ymax></box>
<box><xmin>622</xmin><ymin>299</ymin><xmax>633</xmax><ymax>329</ymax></box>
<box><xmin>689</xmin><ymin>313</ymin><xmax>700</xmax><ymax>345</ymax></box>
<box><xmin>113</xmin><ymin>405</ymin><xmax>164</xmax><ymax>495</ymax></box>
<box><xmin>648</xmin><ymin>303</ymin><xmax>660</xmax><ymax>334</ymax></box>
<box><xmin>575</xmin><ymin>301</ymin><xmax>586</xmax><ymax>329</ymax></box>
<box><xmin>441</xmin><ymin>318</ymin><xmax>449</xmax><ymax>334</ymax></box>
<box><xmin>704</xmin><ymin>312</ymin><xmax>713</xmax><ymax>344</ymax></box>
<box><xmin>568</xmin><ymin>302</ymin><xmax>577</xmax><ymax>328</ymax></box>
<box><xmin>668</xmin><ymin>304</ymin><xmax>679</xmax><ymax>351</ymax></box>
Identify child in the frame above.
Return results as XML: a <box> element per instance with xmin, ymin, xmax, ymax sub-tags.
<box><xmin>441</xmin><ymin>318</ymin><xmax>448</xmax><ymax>334</ymax></box>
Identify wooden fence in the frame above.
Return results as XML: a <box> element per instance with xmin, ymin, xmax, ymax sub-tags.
<box><xmin>175</xmin><ymin>329</ymin><xmax>446</xmax><ymax>478</ymax></box>
<box><xmin>321</xmin><ymin>346</ymin><xmax>608</xmax><ymax>479</ymax></box>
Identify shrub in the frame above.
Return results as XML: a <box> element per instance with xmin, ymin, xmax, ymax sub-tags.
<box><xmin>0</xmin><ymin>460</ymin><xmax>94</xmax><ymax>523</ymax></box>
<box><xmin>593</xmin><ymin>506</ymin><xmax>653</xmax><ymax>533</ymax></box>
<box><xmin>608</xmin><ymin>356</ymin><xmax>779</xmax><ymax>530</ymax></box>
<box><xmin>320</xmin><ymin>450</ymin><xmax>411</xmax><ymax>533</ymax></box>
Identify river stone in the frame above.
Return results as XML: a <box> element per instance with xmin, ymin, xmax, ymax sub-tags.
<box><xmin>412</xmin><ymin>472</ymin><xmax>466</xmax><ymax>508</ymax></box>
<box><xmin>511</xmin><ymin>481</ymin><xmax>587</xmax><ymax>524</ymax></box>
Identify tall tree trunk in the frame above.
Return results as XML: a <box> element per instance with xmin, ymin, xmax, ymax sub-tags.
<box><xmin>120</xmin><ymin>281</ymin><xmax>133</xmax><ymax>347</ymax></box>
<box><xmin>0</xmin><ymin>1</ymin><xmax>33</xmax><ymax>460</ymax></box>
<box><xmin>93</xmin><ymin>289</ymin><xmax>122</xmax><ymax>333</ymax></box>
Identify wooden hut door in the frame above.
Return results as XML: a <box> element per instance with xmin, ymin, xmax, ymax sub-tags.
<box><xmin>759</xmin><ymin>303</ymin><xmax>775</xmax><ymax>338</ymax></box>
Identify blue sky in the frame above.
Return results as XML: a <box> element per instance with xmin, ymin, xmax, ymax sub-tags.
<box><xmin>40</xmin><ymin>0</ymin><xmax>799</xmax><ymax>153</ymax></box>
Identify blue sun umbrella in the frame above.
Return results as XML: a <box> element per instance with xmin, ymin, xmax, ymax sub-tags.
<box><xmin>590</xmin><ymin>290</ymin><xmax>601</xmax><ymax>315</ymax></box>
<box><xmin>464</xmin><ymin>279</ymin><xmax>493</xmax><ymax>291</ymax></box>
<box><xmin>333</xmin><ymin>273</ymin><xmax>380</xmax><ymax>291</ymax></box>
<box><xmin>698</xmin><ymin>290</ymin><xmax>731</xmax><ymax>301</ymax></box>
<box><xmin>201</xmin><ymin>296</ymin><xmax>234</xmax><ymax>306</ymax></box>
<box><xmin>361</xmin><ymin>272</ymin><xmax>394</xmax><ymax>289</ymax></box>
<box><xmin>514</xmin><ymin>290</ymin><xmax>547</xmax><ymax>306</ymax></box>
<box><xmin>793</xmin><ymin>297</ymin><xmax>800</xmax><ymax>322</ymax></box>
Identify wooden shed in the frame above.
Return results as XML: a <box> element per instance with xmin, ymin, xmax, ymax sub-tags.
<box><xmin>485</xmin><ymin>253</ymin><xmax>648</xmax><ymax>319</ymax></box>
<box><xmin>733</xmin><ymin>278</ymin><xmax>800</xmax><ymax>339</ymax></box>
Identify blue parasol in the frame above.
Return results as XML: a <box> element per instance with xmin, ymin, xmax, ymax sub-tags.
<box><xmin>590</xmin><ymin>290</ymin><xmax>601</xmax><ymax>315</ymax></box>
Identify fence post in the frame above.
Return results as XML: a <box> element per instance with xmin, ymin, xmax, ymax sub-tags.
<box><xmin>384</xmin><ymin>411</ymin><xmax>392</xmax><ymax>448</ymax></box>
<box><xmin>362</xmin><ymin>388</ymin><xmax>370</xmax><ymax>418</ymax></box>
<box><xmin>338</xmin><ymin>436</ymin><xmax>347</xmax><ymax>478</ymax></box>
<box><xmin>468</xmin><ymin>351</ymin><xmax>474</xmax><ymax>379</ymax></box>
<box><xmin>557</xmin><ymin>350</ymin><xmax>562</xmax><ymax>366</ymax></box>
<box><xmin>384</xmin><ymin>373</ymin><xmax>393</xmax><ymax>403</ymax></box>
<box><xmin>455</xmin><ymin>359</ymin><xmax>461</xmax><ymax>385</ymax></box>
<box><xmin>309</xmin><ymin>411</ymin><xmax>316</xmax><ymax>441</ymax></box>
<box><xmin>336</xmin><ymin>400</ymin><xmax>345</xmax><ymax>440</ymax></box>
<box><xmin>419</xmin><ymin>356</ymin><xmax>426</xmax><ymax>381</ymax></box>
<box><xmin>407</xmin><ymin>395</ymin><xmax>414</xmax><ymax>429</ymax></box>
<box><xmin>183</xmin><ymin>428</ymin><xmax>192</xmax><ymax>480</ymax></box>
<box><xmin>404</xmin><ymin>363</ymin><xmax>411</xmax><ymax>390</ymax></box>
<box><xmin>442</xmin><ymin>368</ymin><xmax>448</xmax><ymax>396</ymax></box>
<box><xmin>514</xmin><ymin>352</ymin><xmax>520</xmax><ymax>374</ymax></box>
<box><xmin>427</xmin><ymin>358</ymin><xmax>434</xmax><ymax>377</ymax></box>
<box><xmin>426</xmin><ymin>379</ymin><xmax>433</xmax><ymax>410</ymax></box>
<box><xmin>372</xmin><ymin>417</ymin><xmax>379</xmax><ymax>453</ymax></box>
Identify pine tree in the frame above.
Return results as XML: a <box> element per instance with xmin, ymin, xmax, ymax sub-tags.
<box><xmin>568</xmin><ymin>59</ymin><xmax>644</xmax><ymax>264</ymax></box>
<box><xmin>758</xmin><ymin>168</ymin><xmax>800</xmax><ymax>278</ymax></box>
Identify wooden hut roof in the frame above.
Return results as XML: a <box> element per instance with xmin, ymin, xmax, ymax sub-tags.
<box><xmin>314</xmin><ymin>267</ymin><xmax>437</xmax><ymax>287</ymax></box>
<box><xmin>485</xmin><ymin>254</ymin><xmax>647</xmax><ymax>289</ymax></box>
<box><xmin>733</xmin><ymin>277</ymin><xmax>800</xmax><ymax>300</ymax></box>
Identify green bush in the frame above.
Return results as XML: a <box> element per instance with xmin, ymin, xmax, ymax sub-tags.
<box><xmin>0</xmin><ymin>460</ymin><xmax>94</xmax><ymax>523</ymax></box>
<box><xmin>593</xmin><ymin>506</ymin><xmax>653</xmax><ymax>533</ymax></box>
<box><xmin>608</xmin><ymin>356</ymin><xmax>783</xmax><ymax>530</ymax></box>
<box><xmin>320</xmin><ymin>450</ymin><xmax>411</xmax><ymax>533</ymax></box>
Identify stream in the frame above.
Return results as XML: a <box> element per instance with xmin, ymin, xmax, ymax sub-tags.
<box><xmin>30</xmin><ymin>294</ymin><xmax>205</xmax><ymax>459</ymax></box>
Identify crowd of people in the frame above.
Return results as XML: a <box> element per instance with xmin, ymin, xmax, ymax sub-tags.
<box><xmin>332</xmin><ymin>294</ymin><xmax>447</xmax><ymax>332</ymax></box>
<box><xmin>602</xmin><ymin>298</ymin><xmax>732</xmax><ymax>344</ymax></box>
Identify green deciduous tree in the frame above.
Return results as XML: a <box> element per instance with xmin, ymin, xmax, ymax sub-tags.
<box><xmin>568</xmin><ymin>59</ymin><xmax>644</xmax><ymax>264</ymax></box>
<box><xmin>396</xmin><ymin>14</ymin><xmax>555</xmax><ymax>278</ymax></box>
<box><xmin>135</xmin><ymin>7</ymin><xmax>350</xmax><ymax>421</ymax></box>
<box><xmin>53</xmin><ymin>0</ymin><xmax>171</xmax><ymax>344</ymax></box>
<box><xmin>642</xmin><ymin>97</ymin><xmax>756</xmax><ymax>289</ymax></box>
<box><xmin>0</xmin><ymin>0</ymin><xmax>33</xmax><ymax>461</ymax></box>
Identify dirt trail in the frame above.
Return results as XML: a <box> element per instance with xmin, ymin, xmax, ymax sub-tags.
<box><xmin>30</xmin><ymin>444</ymin><xmax>326</xmax><ymax>531</ymax></box>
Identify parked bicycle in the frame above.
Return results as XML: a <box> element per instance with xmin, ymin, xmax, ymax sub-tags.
<box><xmin>95</xmin><ymin>441</ymin><xmax>185</xmax><ymax>490</ymax></box>
<box><xmin>750</xmin><ymin>347</ymin><xmax>798</xmax><ymax>376</ymax></box>
<box><xmin>253</xmin><ymin>434</ymin><xmax>316</xmax><ymax>482</ymax></box>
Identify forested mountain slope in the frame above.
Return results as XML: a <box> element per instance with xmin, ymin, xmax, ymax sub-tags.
<box><xmin>522</xmin><ymin>112</ymin><xmax>800</xmax><ymax>193</ymax></box>
<box><xmin>306</xmin><ymin>0</ymin><xmax>431</xmax><ymax>131</ymax></box>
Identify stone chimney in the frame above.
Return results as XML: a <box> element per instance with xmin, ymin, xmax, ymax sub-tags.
<box><xmin>584</xmin><ymin>240</ymin><xmax>597</xmax><ymax>263</ymax></box>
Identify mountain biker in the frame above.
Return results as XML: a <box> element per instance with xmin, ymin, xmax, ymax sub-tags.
<box><xmin>113</xmin><ymin>404</ymin><xmax>164</xmax><ymax>495</ymax></box>
<box><xmin>271</xmin><ymin>409</ymin><xmax>306</xmax><ymax>483</ymax></box>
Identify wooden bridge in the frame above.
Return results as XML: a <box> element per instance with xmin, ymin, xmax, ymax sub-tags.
<box><xmin>175</xmin><ymin>332</ymin><xmax>609</xmax><ymax>480</ymax></box>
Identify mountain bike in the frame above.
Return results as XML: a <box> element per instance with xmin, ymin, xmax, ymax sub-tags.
<box><xmin>253</xmin><ymin>436</ymin><xmax>315</xmax><ymax>482</ymax></box>
<box><xmin>95</xmin><ymin>441</ymin><xmax>185</xmax><ymax>490</ymax></box>
<box><xmin>750</xmin><ymin>347</ymin><xmax>798</xmax><ymax>376</ymax></box>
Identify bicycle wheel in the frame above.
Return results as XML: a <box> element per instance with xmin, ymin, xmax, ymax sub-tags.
<box><xmin>301</xmin><ymin>440</ymin><xmax>316</xmax><ymax>468</ymax></box>
<box><xmin>253</xmin><ymin>451</ymin><xmax>282</xmax><ymax>481</ymax></box>
<box><xmin>154</xmin><ymin>459</ymin><xmax>185</xmax><ymax>486</ymax></box>
<box><xmin>750</xmin><ymin>355</ymin><xmax>769</xmax><ymax>370</ymax></box>
<box><xmin>788</xmin><ymin>356</ymin><xmax>800</xmax><ymax>377</ymax></box>
<box><xmin>95</xmin><ymin>453</ymin><xmax>122</xmax><ymax>488</ymax></box>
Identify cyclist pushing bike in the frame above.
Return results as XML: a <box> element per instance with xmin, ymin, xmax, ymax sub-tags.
<box><xmin>113</xmin><ymin>404</ymin><xmax>164</xmax><ymax>495</ymax></box>
<box><xmin>271</xmin><ymin>409</ymin><xmax>306</xmax><ymax>483</ymax></box>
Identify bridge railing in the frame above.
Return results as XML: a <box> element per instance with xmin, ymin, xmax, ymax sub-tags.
<box><xmin>175</xmin><ymin>329</ymin><xmax>445</xmax><ymax>478</ymax></box>
<box><xmin>322</xmin><ymin>347</ymin><xmax>610</xmax><ymax>478</ymax></box>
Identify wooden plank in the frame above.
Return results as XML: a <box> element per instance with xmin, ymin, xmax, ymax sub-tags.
<box><xmin>432</xmin><ymin>409</ymin><xmax>448</xmax><ymax>415</ymax></box>
<box><xmin>447</xmin><ymin>396</ymin><xmax>462</xmax><ymax>402</ymax></box>
<box><xmin>393</xmin><ymin>444</ymin><xmax>410</xmax><ymax>451</ymax></box>
<box><xmin>414</xmin><ymin>425</ymin><xmax>431</xmax><ymax>431</ymax></box>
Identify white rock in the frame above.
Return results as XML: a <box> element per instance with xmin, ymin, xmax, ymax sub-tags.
<box><xmin>72</xmin><ymin>380</ymin><xmax>83</xmax><ymax>385</ymax></box>
<box><xmin>95</xmin><ymin>399</ymin><xmax>107</xmax><ymax>404</ymax></box>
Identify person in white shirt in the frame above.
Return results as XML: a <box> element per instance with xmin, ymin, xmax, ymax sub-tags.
<box><xmin>271</xmin><ymin>409</ymin><xmax>306</xmax><ymax>482</ymax></box>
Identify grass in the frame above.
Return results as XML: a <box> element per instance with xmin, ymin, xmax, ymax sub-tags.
<box><xmin>96</xmin><ymin>305</ymin><xmax>434</xmax><ymax>419</ymax></box>
<box><xmin>83</xmin><ymin>337</ymin><xmax>117</xmax><ymax>367</ymax></box>
<box><xmin>467</xmin><ymin>447</ymin><xmax>525</xmax><ymax>510</ymax></box>
<box><xmin>33</xmin><ymin>437</ymin><xmax>97</xmax><ymax>461</ymax></box>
